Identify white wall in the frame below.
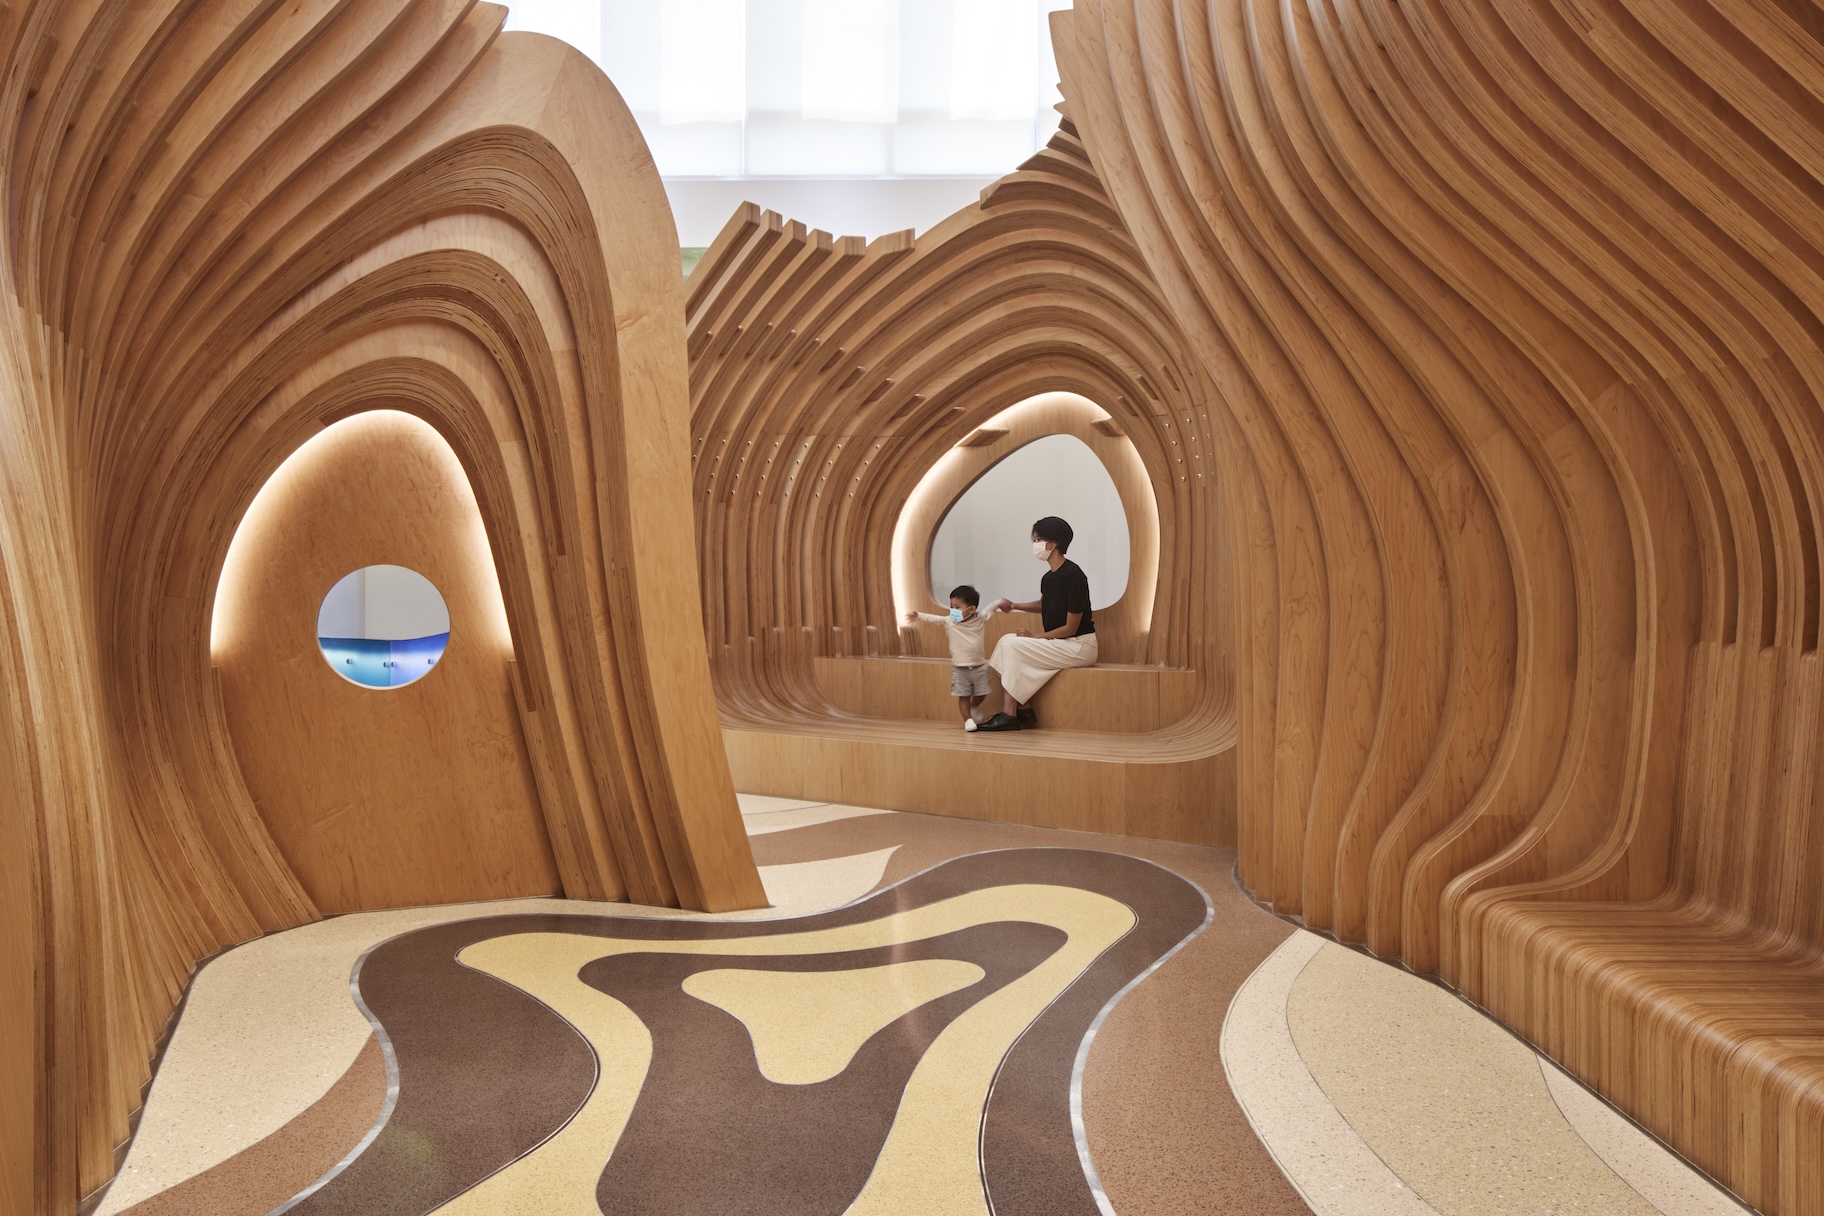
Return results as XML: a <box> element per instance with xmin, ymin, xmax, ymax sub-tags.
<box><xmin>929</xmin><ymin>434</ymin><xmax>1130</xmax><ymax>610</ymax></box>
<box><xmin>316</xmin><ymin>567</ymin><xmax>365</xmax><ymax>638</ymax></box>
<box><xmin>668</xmin><ymin>176</ymin><xmax>995</xmax><ymax>247</ymax></box>
<box><xmin>317</xmin><ymin>565</ymin><xmax>450</xmax><ymax>640</ymax></box>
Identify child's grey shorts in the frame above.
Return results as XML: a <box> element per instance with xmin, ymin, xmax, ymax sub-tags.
<box><xmin>951</xmin><ymin>663</ymin><xmax>990</xmax><ymax>696</ymax></box>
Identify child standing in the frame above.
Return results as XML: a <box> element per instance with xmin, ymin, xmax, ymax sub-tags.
<box><xmin>903</xmin><ymin>584</ymin><xmax>998</xmax><ymax>731</ymax></box>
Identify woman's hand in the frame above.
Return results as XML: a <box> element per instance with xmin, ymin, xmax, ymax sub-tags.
<box><xmin>1015</xmin><ymin>628</ymin><xmax>1032</xmax><ymax>638</ymax></box>
<box><xmin>996</xmin><ymin>597</ymin><xmax>1013</xmax><ymax>612</ymax></box>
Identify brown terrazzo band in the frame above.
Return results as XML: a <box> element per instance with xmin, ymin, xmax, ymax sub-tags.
<box><xmin>117</xmin><ymin>1036</ymin><xmax>387</xmax><ymax>1216</ymax></box>
<box><xmin>281</xmin><ymin>922</ymin><xmax>599</xmax><ymax>1216</ymax></box>
<box><xmin>751</xmin><ymin>810</ymin><xmax>1311</xmax><ymax>1216</ymax></box>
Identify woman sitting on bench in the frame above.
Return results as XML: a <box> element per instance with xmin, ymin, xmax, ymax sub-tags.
<box><xmin>977</xmin><ymin>516</ymin><xmax>1097</xmax><ymax>732</ymax></box>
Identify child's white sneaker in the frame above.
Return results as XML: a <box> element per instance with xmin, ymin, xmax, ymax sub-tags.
<box><xmin>963</xmin><ymin>719</ymin><xmax>978</xmax><ymax>732</ymax></box>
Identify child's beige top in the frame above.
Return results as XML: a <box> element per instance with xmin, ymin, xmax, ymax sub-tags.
<box><xmin>915</xmin><ymin>604</ymin><xmax>998</xmax><ymax>667</ymax></box>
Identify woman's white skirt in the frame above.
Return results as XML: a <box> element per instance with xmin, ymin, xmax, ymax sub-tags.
<box><xmin>988</xmin><ymin>633</ymin><xmax>1099</xmax><ymax>703</ymax></box>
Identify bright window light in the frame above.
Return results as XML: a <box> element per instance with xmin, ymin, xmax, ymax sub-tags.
<box><xmin>801</xmin><ymin>0</ymin><xmax>900</xmax><ymax>124</ymax></box>
<box><xmin>504</xmin><ymin>0</ymin><xmax>1076</xmax><ymax>179</ymax></box>
<box><xmin>950</xmin><ymin>0</ymin><xmax>1039</xmax><ymax>121</ymax></box>
<box><xmin>501</xmin><ymin>0</ymin><xmax>601</xmax><ymax>61</ymax></box>
<box><xmin>662</xmin><ymin>0</ymin><xmax>746</xmax><ymax>124</ymax></box>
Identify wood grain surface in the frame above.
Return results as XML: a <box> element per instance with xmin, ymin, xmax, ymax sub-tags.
<box><xmin>213</xmin><ymin>410</ymin><xmax>559</xmax><ymax>913</ymax></box>
<box><xmin>1047</xmin><ymin>1</ymin><xmax>1824</xmax><ymax>1213</ymax></box>
<box><xmin>0</xmin><ymin>4</ymin><xmax>764</xmax><ymax>1209</ymax></box>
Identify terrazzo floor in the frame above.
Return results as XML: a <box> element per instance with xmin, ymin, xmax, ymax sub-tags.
<box><xmin>90</xmin><ymin>797</ymin><xmax>1746</xmax><ymax>1215</ymax></box>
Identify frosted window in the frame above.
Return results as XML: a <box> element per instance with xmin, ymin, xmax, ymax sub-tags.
<box><xmin>507</xmin><ymin>0</ymin><xmax>1074</xmax><ymax>180</ymax></box>
<box><xmin>802</xmin><ymin>0</ymin><xmax>900</xmax><ymax>123</ymax></box>
<box><xmin>661</xmin><ymin>0</ymin><xmax>746</xmax><ymax>124</ymax></box>
<box><xmin>930</xmin><ymin>435</ymin><xmax>1130</xmax><ymax>611</ymax></box>
<box><xmin>502</xmin><ymin>0</ymin><xmax>601</xmax><ymax>63</ymax></box>
<box><xmin>950</xmin><ymin>0</ymin><xmax>1038</xmax><ymax>121</ymax></box>
<box><xmin>317</xmin><ymin>565</ymin><xmax>450</xmax><ymax>689</ymax></box>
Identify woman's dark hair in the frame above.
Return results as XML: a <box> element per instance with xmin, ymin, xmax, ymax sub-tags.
<box><xmin>949</xmin><ymin>584</ymin><xmax>980</xmax><ymax>607</ymax></box>
<box><xmin>1032</xmin><ymin>516</ymin><xmax>1074</xmax><ymax>554</ymax></box>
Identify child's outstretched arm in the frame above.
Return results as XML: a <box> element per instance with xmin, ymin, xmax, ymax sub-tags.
<box><xmin>903</xmin><ymin>610</ymin><xmax>949</xmax><ymax>624</ymax></box>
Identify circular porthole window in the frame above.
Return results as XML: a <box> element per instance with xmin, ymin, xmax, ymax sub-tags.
<box><xmin>317</xmin><ymin>565</ymin><xmax>450</xmax><ymax>688</ymax></box>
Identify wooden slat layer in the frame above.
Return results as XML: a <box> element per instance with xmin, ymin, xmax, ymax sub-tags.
<box><xmin>0</xmin><ymin>2</ymin><xmax>764</xmax><ymax>1207</ymax></box>
<box><xmin>1043</xmin><ymin>0</ymin><xmax>1824</xmax><ymax>1212</ymax></box>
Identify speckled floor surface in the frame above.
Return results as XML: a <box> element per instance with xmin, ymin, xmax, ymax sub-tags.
<box><xmin>94</xmin><ymin>798</ymin><xmax>1304</xmax><ymax>1216</ymax></box>
<box><xmin>91</xmin><ymin>798</ymin><xmax>1746</xmax><ymax>1215</ymax></box>
<box><xmin>1222</xmin><ymin>930</ymin><xmax>1750</xmax><ymax>1216</ymax></box>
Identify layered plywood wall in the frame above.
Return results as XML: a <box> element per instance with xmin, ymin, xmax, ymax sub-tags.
<box><xmin>688</xmin><ymin>1</ymin><xmax>1824</xmax><ymax>1212</ymax></box>
<box><xmin>0</xmin><ymin>5</ymin><xmax>764</xmax><ymax>1211</ymax></box>
<box><xmin>1053</xmin><ymin>1</ymin><xmax>1824</xmax><ymax>1212</ymax></box>
<box><xmin>1043</xmin><ymin>2</ymin><xmax>1824</xmax><ymax>1210</ymax></box>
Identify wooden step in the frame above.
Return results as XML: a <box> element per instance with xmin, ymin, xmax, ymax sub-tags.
<box><xmin>722</xmin><ymin>711</ymin><xmax>1234</xmax><ymax>846</ymax></box>
<box><xmin>813</xmin><ymin>656</ymin><xmax>1197</xmax><ymax>733</ymax></box>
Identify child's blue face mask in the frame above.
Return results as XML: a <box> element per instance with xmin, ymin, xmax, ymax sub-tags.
<box><xmin>949</xmin><ymin>608</ymin><xmax>966</xmax><ymax>623</ymax></box>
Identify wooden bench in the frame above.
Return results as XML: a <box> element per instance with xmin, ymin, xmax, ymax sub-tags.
<box><xmin>714</xmin><ymin>622</ymin><xmax>1234</xmax><ymax>846</ymax></box>
<box><xmin>722</xmin><ymin>709</ymin><xmax>1234</xmax><ymax>846</ymax></box>
<box><xmin>812</xmin><ymin>655</ymin><xmax>1198</xmax><ymax>733</ymax></box>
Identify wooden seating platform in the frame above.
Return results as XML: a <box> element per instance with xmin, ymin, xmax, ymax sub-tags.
<box><xmin>1480</xmin><ymin>906</ymin><xmax>1824</xmax><ymax>1214</ymax></box>
<box><xmin>722</xmin><ymin>708</ymin><xmax>1234</xmax><ymax>846</ymax></box>
<box><xmin>812</xmin><ymin>656</ymin><xmax>1198</xmax><ymax>733</ymax></box>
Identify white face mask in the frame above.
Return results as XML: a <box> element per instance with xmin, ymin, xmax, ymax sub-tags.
<box><xmin>1033</xmin><ymin>540</ymin><xmax>1050</xmax><ymax>560</ymax></box>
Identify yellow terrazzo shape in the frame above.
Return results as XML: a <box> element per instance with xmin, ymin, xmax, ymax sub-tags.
<box><xmin>684</xmin><ymin>959</ymin><xmax>985</xmax><ymax>1084</ymax></box>
<box><xmin>106</xmin><ymin>837</ymin><xmax>898</xmax><ymax>1208</ymax></box>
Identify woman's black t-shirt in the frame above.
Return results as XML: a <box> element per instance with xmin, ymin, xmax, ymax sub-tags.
<box><xmin>1040</xmin><ymin>559</ymin><xmax>1095</xmax><ymax>636</ymax></box>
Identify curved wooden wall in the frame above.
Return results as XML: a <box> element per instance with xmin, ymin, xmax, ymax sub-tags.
<box><xmin>686</xmin><ymin>121</ymin><xmax>1240</xmax><ymax>844</ymax></box>
<box><xmin>1047</xmin><ymin>0</ymin><xmax>1824</xmax><ymax>1211</ymax></box>
<box><xmin>0</xmin><ymin>3</ymin><xmax>762</xmax><ymax>1207</ymax></box>
<box><xmin>213</xmin><ymin>410</ymin><xmax>559</xmax><ymax>914</ymax></box>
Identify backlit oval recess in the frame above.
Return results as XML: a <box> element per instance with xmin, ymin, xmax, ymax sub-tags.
<box><xmin>317</xmin><ymin>564</ymin><xmax>450</xmax><ymax>689</ymax></box>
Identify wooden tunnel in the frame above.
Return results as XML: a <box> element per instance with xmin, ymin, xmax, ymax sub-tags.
<box><xmin>683</xmin><ymin>1</ymin><xmax>1824</xmax><ymax>1213</ymax></box>
<box><xmin>3</xmin><ymin>0</ymin><xmax>1824</xmax><ymax>1214</ymax></box>
<box><xmin>685</xmin><ymin>117</ymin><xmax>1240</xmax><ymax>845</ymax></box>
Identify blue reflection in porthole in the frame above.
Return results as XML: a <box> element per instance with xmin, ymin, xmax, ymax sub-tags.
<box><xmin>317</xmin><ymin>565</ymin><xmax>449</xmax><ymax>689</ymax></box>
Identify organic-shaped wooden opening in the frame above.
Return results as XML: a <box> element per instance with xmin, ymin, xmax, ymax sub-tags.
<box><xmin>893</xmin><ymin>392</ymin><xmax>1160</xmax><ymax>661</ymax></box>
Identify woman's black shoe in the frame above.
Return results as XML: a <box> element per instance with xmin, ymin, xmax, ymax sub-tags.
<box><xmin>976</xmin><ymin>712</ymin><xmax>1021</xmax><ymax>731</ymax></box>
<box><xmin>1016</xmin><ymin>707</ymin><xmax>1037</xmax><ymax>727</ymax></box>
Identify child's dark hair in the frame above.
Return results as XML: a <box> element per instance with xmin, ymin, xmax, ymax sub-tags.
<box><xmin>949</xmin><ymin>584</ymin><xmax>980</xmax><ymax>607</ymax></box>
<box><xmin>1032</xmin><ymin>516</ymin><xmax>1074</xmax><ymax>554</ymax></box>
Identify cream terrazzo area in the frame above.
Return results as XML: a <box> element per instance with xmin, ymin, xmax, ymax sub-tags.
<box><xmin>94</xmin><ymin>796</ymin><xmax>894</xmax><ymax>1215</ymax></box>
<box><xmin>1221</xmin><ymin>932</ymin><xmax>1438</xmax><ymax>1216</ymax></box>
<box><xmin>735</xmin><ymin>793</ymin><xmax>833</xmax><ymax>815</ymax></box>
<box><xmin>1223</xmin><ymin>930</ymin><xmax>1748</xmax><ymax>1216</ymax></box>
<box><xmin>741</xmin><ymin>803</ymin><xmax>895</xmax><ymax>836</ymax></box>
